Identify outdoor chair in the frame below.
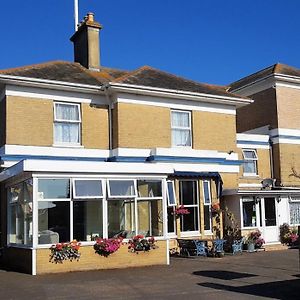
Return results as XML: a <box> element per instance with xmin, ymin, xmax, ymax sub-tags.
<box><xmin>177</xmin><ymin>239</ymin><xmax>196</xmax><ymax>257</ymax></box>
<box><xmin>194</xmin><ymin>240</ymin><xmax>207</xmax><ymax>257</ymax></box>
<box><xmin>212</xmin><ymin>239</ymin><xmax>226</xmax><ymax>257</ymax></box>
<box><xmin>232</xmin><ymin>238</ymin><xmax>244</xmax><ymax>255</ymax></box>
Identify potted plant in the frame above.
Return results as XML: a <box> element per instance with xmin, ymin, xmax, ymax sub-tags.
<box><xmin>49</xmin><ymin>240</ymin><xmax>81</xmax><ymax>264</ymax></box>
<box><xmin>173</xmin><ymin>205</ymin><xmax>190</xmax><ymax>218</ymax></box>
<box><xmin>245</xmin><ymin>230</ymin><xmax>265</xmax><ymax>252</ymax></box>
<box><xmin>127</xmin><ymin>235</ymin><xmax>157</xmax><ymax>254</ymax></box>
<box><xmin>94</xmin><ymin>237</ymin><xmax>123</xmax><ymax>257</ymax></box>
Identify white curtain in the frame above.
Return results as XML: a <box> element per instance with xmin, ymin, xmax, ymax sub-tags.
<box><xmin>55</xmin><ymin>103</ymin><xmax>79</xmax><ymax>121</ymax></box>
<box><xmin>290</xmin><ymin>202</ymin><xmax>300</xmax><ymax>225</ymax></box>
<box><xmin>171</xmin><ymin>111</ymin><xmax>191</xmax><ymax>146</ymax></box>
<box><xmin>55</xmin><ymin>123</ymin><xmax>79</xmax><ymax>143</ymax></box>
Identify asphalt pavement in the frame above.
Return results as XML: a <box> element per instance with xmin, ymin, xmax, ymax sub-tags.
<box><xmin>0</xmin><ymin>249</ymin><xmax>299</xmax><ymax>299</ymax></box>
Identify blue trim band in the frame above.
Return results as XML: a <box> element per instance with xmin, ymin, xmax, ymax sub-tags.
<box><xmin>107</xmin><ymin>156</ymin><xmax>147</xmax><ymax>162</ymax></box>
<box><xmin>271</xmin><ymin>134</ymin><xmax>300</xmax><ymax>140</ymax></box>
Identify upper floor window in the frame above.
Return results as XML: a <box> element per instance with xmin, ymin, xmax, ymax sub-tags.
<box><xmin>171</xmin><ymin>110</ymin><xmax>192</xmax><ymax>147</ymax></box>
<box><xmin>242</xmin><ymin>149</ymin><xmax>258</xmax><ymax>176</ymax></box>
<box><xmin>54</xmin><ymin>102</ymin><xmax>81</xmax><ymax>145</ymax></box>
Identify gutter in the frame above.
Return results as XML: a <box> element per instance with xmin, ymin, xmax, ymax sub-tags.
<box><xmin>108</xmin><ymin>82</ymin><xmax>253</xmax><ymax>107</ymax></box>
<box><xmin>0</xmin><ymin>74</ymin><xmax>104</xmax><ymax>94</ymax></box>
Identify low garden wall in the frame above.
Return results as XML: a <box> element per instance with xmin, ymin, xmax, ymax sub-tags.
<box><xmin>36</xmin><ymin>240</ymin><xmax>168</xmax><ymax>274</ymax></box>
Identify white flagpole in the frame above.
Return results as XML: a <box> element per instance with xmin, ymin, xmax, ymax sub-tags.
<box><xmin>74</xmin><ymin>0</ymin><xmax>79</xmax><ymax>31</ymax></box>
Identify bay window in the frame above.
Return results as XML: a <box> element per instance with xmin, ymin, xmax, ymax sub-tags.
<box><xmin>9</xmin><ymin>177</ymin><xmax>165</xmax><ymax>247</ymax></box>
<box><xmin>54</xmin><ymin>102</ymin><xmax>81</xmax><ymax>145</ymax></box>
<box><xmin>171</xmin><ymin>110</ymin><xmax>192</xmax><ymax>147</ymax></box>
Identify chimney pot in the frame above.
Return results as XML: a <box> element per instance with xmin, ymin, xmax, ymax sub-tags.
<box><xmin>87</xmin><ymin>12</ymin><xmax>94</xmax><ymax>23</ymax></box>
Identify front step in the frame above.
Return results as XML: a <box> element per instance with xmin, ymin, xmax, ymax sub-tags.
<box><xmin>264</xmin><ymin>243</ymin><xmax>289</xmax><ymax>251</ymax></box>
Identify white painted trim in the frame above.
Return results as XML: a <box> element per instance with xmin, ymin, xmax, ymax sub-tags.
<box><xmin>111</xmin><ymin>148</ymin><xmax>151</xmax><ymax>157</ymax></box>
<box><xmin>116</xmin><ymin>92</ymin><xmax>237</xmax><ymax>115</ymax></box>
<box><xmin>1</xmin><ymin>144</ymin><xmax>109</xmax><ymax>158</ymax></box>
<box><xmin>270</xmin><ymin>128</ymin><xmax>300</xmax><ymax>137</ymax></box>
<box><xmin>166</xmin><ymin>239</ymin><xmax>170</xmax><ymax>265</ymax></box>
<box><xmin>5</xmin><ymin>84</ymin><xmax>107</xmax><ymax>104</ymax></box>
<box><xmin>110</xmin><ymin>83</ymin><xmax>252</xmax><ymax>107</ymax></box>
<box><xmin>237</xmin><ymin>143</ymin><xmax>269</xmax><ymax>149</ymax></box>
<box><xmin>173</xmin><ymin>164</ymin><xmax>239</xmax><ymax>173</ymax></box>
<box><xmin>239</xmin><ymin>183</ymin><xmax>262</xmax><ymax>188</ymax></box>
<box><xmin>180</xmin><ymin>231</ymin><xmax>201</xmax><ymax>238</ymax></box>
<box><xmin>237</xmin><ymin>133</ymin><xmax>269</xmax><ymax>142</ymax></box>
<box><xmin>152</xmin><ymin>147</ymin><xmax>239</xmax><ymax>160</ymax></box>
<box><xmin>32</xmin><ymin>249</ymin><xmax>36</xmax><ymax>276</ymax></box>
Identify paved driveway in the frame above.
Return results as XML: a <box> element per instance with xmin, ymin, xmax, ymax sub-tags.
<box><xmin>0</xmin><ymin>249</ymin><xmax>299</xmax><ymax>299</ymax></box>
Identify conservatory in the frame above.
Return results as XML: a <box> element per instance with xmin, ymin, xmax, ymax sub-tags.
<box><xmin>0</xmin><ymin>159</ymin><xmax>172</xmax><ymax>274</ymax></box>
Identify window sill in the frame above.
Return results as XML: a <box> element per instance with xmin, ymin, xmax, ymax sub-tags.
<box><xmin>52</xmin><ymin>144</ymin><xmax>84</xmax><ymax>149</ymax></box>
<box><xmin>243</xmin><ymin>174</ymin><xmax>259</xmax><ymax>178</ymax></box>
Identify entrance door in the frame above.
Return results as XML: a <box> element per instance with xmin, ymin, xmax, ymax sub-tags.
<box><xmin>262</xmin><ymin>197</ymin><xmax>279</xmax><ymax>243</ymax></box>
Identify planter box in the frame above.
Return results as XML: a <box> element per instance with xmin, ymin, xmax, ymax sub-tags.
<box><xmin>36</xmin><ymin>240</ymin><xmax>168</xmax><ymax>274</ymax></box>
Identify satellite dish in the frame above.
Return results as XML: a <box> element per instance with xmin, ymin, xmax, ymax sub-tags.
<box><xmin>261</xmin><ymin>178</ymin><xmax>275</xmax><ymax>189</ymax></box>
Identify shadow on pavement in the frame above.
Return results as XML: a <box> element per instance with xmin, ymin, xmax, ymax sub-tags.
<box><xmin>198</xmin><ymin>278</ymin><xmax>300</xmax><ymax>299</ymax></box>
<box><xmin>193</xmin><ymin>270</ymin><xmax>257</xmax><ymax>280</ymax></box>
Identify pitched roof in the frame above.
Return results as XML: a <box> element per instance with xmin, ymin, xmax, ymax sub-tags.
<box><xmin>0</xmin><ymin>60</ymin><xmax>246</xmax><ymax>100</ymax></box>
<box><xmin>229</xmin><ymin>63</ymin><xmax>300</xmax><ymax>91</ymax></box>
<box><xmin>113</xmin><ymin>65</ymin><xmax>245</xmax><ymax>99</ymax></box>
<box><xmin>0</xmin><ymin>61</ymin><xmax>106</xmax><ymax>86</ymax></box>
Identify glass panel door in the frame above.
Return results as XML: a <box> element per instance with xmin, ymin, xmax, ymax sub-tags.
<box><xmin>264</xmin><ymin>197</ymin><xmax>277</xmax><ymax>226</ymax></box>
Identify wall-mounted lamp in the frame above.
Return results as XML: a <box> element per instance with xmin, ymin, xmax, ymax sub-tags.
<box><xmin>255</xmin><ymin>196</ymin><xmax>261</xmax><ymax>204</ymax></box>
<box><xmin>276</xmin><ymin>196</ymin><xmax>282</xmax><ymax>203</ymax></box>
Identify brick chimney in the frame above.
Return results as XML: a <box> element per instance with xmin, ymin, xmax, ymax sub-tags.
<box><xmin>70</xmin><ymin>12</ymin><xmax>102</xmax><ymax>71</ymax></box>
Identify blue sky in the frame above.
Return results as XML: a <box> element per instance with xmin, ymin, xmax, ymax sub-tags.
<box><xmin>0</xmin><ymin>0</ymin><xmax>299</xmax><ymax>85</ymax></box>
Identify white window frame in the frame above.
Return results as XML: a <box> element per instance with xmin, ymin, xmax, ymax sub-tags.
<box><xmin>72</xmin><ymin>178</ymin><xmax>104</xmax><ymax>199</ymax></box>
<box><xmin>107</xmin><ymin>179</ymin><xmax>137</xmax><ymax>199</ymax></box>
<box><xmin>240</xmin><ymin>196</ymin><xmax>260</xmax><ymax>229</ymax></box>
<box><xmin>289</xmin><ymin>197</ymin><xmax>300</xmax><ymax>226</ymax></box>
<box><xmin>171</xmin><ymin>109</ymin><xmax>192</xmax><ymax>147</ymax></box>
<box><xmin>203</xmin><ymin>180</ymin><xmax>212</xmax><ymax>234</ymax></box>
<box><xmin>37</xmin><ymin>178</ymin><xmax>71</xmax><ymax>201</ymax></box>
<box><xmin>166</xmin><ymin>181</ymin><xmax>177</xmax><ymax>206</ymax></box>
<box><xmin>179</xmin><ymin>179</ymin><xmax>200</xmax><ymax>237</ymax></box>
<box><xmin>242</xmin><ymin>149</ymin><xmax>258</xmax><ymax>176</ymax></box>
<box><xmin>53</xmin><ymin>102</ymin><xmax>81</xmax><ymax>146</ymax></box>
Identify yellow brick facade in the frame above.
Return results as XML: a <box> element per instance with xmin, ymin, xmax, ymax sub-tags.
<box><xmin>274</xmin><ymin>144</ymin><xmax>300</xmax><ymax>186</ymax></box>
<box><xmin>193</xmin><ymin>111</ymin><xmax>237</xmax><ymax>152</ymax></box>
<box><xmin>113</xmin><ymin>102</ymin><xmax>237</xmax><ymax>153</ymax></box>
<box><xmin>113</xmin><ymin>102</ymin><xmax>171</xmax><ymax>149</ymax></box>
<box><xmin>276</xmin><ymin>86</ymin><xmax>300</xmax><ymax>129</ymax></box>
<box><xmin>5</xmin><ymin>96</ymin><xmax>109</xmax><ymax>149</ymax></box>
<box><xmin>237</xmin><ymin>148</ymin><xmax>272</xmax><ymax>185</ymax></box>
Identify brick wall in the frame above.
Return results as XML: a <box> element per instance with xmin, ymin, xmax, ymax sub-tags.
<box><xmin>5</xmin><ymin>96</ymin><xmax>109</xmax><ymax>149</ymax></box>
<box><xmin>36</xmin><ymin>241</ymin><xmax>167</xmax><ymax>274</ymax></box>
<box><xmin>113</xmin><ymin>102</ymin><xmax>171</xmax><ymax>148</ymax></box>
<box><xmin>193</xmin><ymin>111</ymin><xmax>237</xmax><ymax>152</ymax></box>
<box><xmin>236</xmin><ymin>88</ymin><xmax>278</xmax><ymax>132</ymax></box>
<box><xmin>81</xmin><ymin>103</ymin><xmax>109</xmax><ymax>149</ymax></box>
<box><xmin>277</xmin><ymin>86</ymin><xmax>300</xmax><ymax>129</ymax></box>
